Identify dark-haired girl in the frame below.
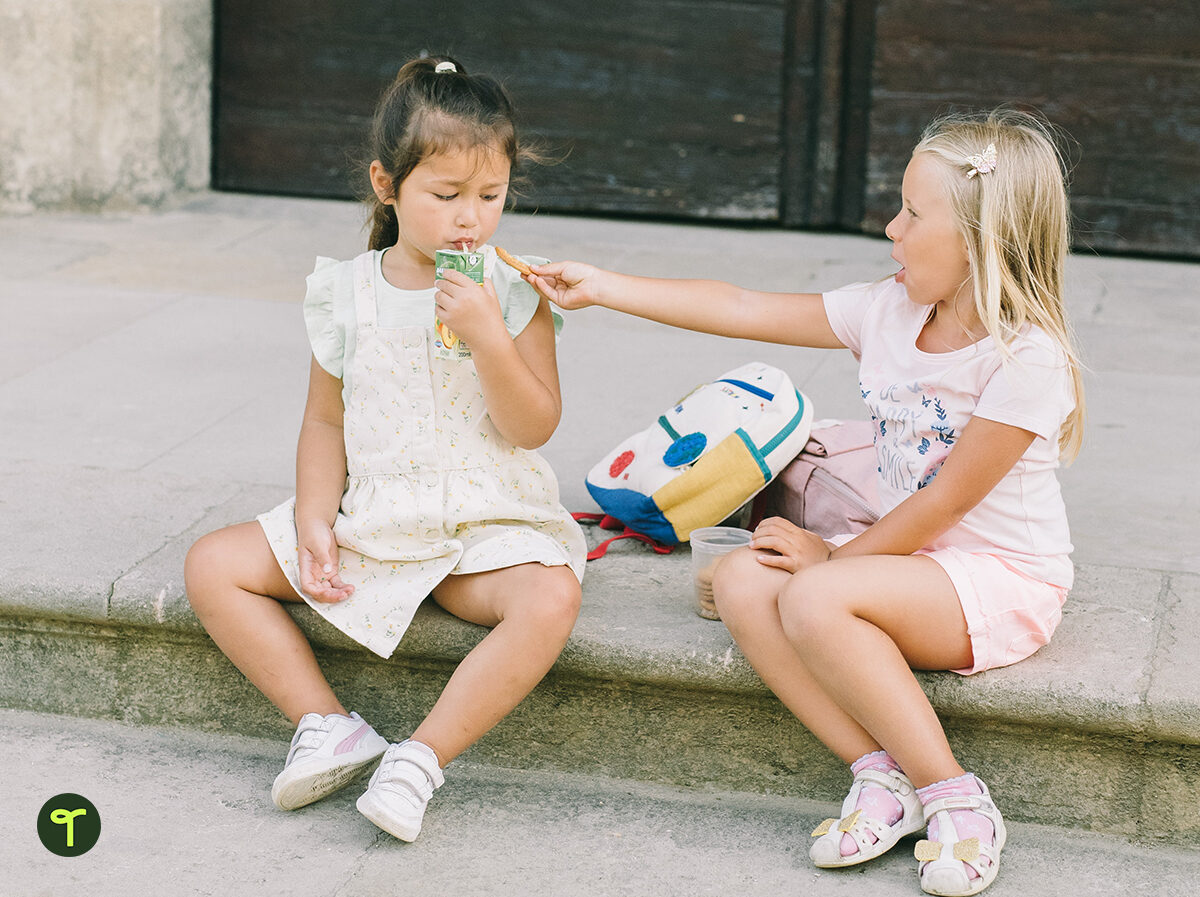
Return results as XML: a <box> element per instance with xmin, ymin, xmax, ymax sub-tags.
<box><xmin>185</xmin><ymin>56</ymin><xmax>585</xmax><ymax>842</ymax></box>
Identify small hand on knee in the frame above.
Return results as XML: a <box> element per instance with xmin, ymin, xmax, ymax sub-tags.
<box><xmin>749</xmin><ymin>517</ymin><xmax>832</xmax><ymax>574</ymax></box>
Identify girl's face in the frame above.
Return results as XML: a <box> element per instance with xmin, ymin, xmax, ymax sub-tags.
<box><xmin>884</xmin><ymin>153</ymin><xmax>972</xmax><ymax>309</ymax></box>
<box><xmin>376</xmin><ymin>142</ymin><xmax>511</xmax><ymax>263</ymax></box>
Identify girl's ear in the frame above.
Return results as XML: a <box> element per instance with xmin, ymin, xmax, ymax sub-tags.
<box><xmin>369</xmin><ymin>160</ymin><xmax>395</xmax><ymax>205</ymax></box>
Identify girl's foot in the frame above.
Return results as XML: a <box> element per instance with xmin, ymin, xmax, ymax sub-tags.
<box><xmin>914</xmin><ymin>774</ymin><xmax>1007</xmax><ymax>896</ymax></box>
<box><xmin>356</xmin><ymin>740</ymin><xmax>444</xmax><ymax>841</ymax></box>
<box><xmin>810</xmin><ymin>751</ymin><xmax>925</xmax><ymax>867</ymax></box>
<box><xmin>271</xmin><ymin>711</ymin><xmax>389</xmax><ymax>810</ymax></box>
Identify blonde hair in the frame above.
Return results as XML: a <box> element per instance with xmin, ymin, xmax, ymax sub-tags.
<box><xmin>913</xmin><ymin>108</ymin><xmax>1086</xmax><ymax>462</ymax></box>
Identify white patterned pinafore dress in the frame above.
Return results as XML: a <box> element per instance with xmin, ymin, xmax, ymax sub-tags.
<box><xmin>258</xmin><ymin>249</ymin><xmax>587</xmax><ymax>658</ymax></box>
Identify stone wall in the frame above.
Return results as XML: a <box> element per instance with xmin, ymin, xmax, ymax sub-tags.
<box><xmin>0</xmin><ymin>0</ymin><xmax>211</xmax><ymax>212</ymax></box>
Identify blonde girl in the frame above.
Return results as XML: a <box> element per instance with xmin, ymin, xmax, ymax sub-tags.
<box><xmin>528</xmin><ymin>108</ymin><xmax>1082</xmax><ymax>896</ymax></box>
<box><xmin>185</xmin><ymin>56</ymin><xmax>586</xmax><ymax>842</ymax></box>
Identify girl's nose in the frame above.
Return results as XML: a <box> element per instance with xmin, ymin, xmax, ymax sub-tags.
<box><xmin>884</xmin><ymin>212</ymin><xmax>901</xmax><ymax>242</ymax></box>
<box><xmin>456</xmin><ymin>202</ymin><xmax>479</xmax><ymax>228</ymax></box>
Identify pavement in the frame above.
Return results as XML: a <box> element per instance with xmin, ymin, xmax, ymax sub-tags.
<box><xmin>1</xmin><ymin>192</ymin><xmax>1199</xmax><ymax>893</ymax></box>
<box><xmin>5</xmin><ymin>708</ymin><xmax>1200</xmax><ymax>897</ymax></box>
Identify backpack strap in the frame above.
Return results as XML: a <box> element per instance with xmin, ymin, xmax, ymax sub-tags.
<box><xmin>572</xmin><ymin>512</ymin><xmax>675</xmax><ymax>560</ymax></box>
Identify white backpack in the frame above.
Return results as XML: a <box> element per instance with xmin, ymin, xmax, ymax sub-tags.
<box><xmin>585</xmin><ymin>362</ymin><xmax>814</xmax><ymax>545</ymax></box>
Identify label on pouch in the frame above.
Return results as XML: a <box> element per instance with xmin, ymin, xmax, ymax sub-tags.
<box><xmin>433</xmin><ymin>249</ymin><xmax>484</xmax><ymax>360</ymax></box>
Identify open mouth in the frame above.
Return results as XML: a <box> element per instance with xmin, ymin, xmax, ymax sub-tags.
<box><xmin>452</xmin><ymin>239</ymin><xmax>473</xmax><ymax>252</ymax></box>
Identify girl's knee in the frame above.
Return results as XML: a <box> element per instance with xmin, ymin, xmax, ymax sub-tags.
<box><xmin>711</xmin><ymin>547</ymin><xmax>777</xmax><ymax>619</ymax></box>
<box><xmin>184</xmin><ymin>530</ymin><xmax>226</xmax><ymax>602</ymax></box>
<box><xmin>522</xmin><ymin>567</ymin><xmax>581</xmax><ymax>631</ymax></box>
<box><xmin>184</xmin><ymin>523</ymin><xmax>269</xmax><ymax>607</ymax></box>
<box><xmin>777</xmin><ymin>565</ymin><xmax>842</xmax><ymax>641</ymax></box>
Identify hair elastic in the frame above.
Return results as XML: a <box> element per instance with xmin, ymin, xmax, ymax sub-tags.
<box><xmin>434</xmin><ymin>61</ymin><xmax>457</xmax><ymax>73</ymax></box>
<box><xmin>964</xmin><ymin>143</ymin><xmax>997</xmax><ymax>178</ymax></box>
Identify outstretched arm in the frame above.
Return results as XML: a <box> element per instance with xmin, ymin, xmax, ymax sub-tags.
<box><xmin>528</xmin><ymin>260</ymin><xmax>845</xmax><ymax>349</ymax></box>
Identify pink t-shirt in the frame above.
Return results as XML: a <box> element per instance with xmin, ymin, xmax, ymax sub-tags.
<box><xmin>823</xmin><ymin>278</ymin><xmax>1075</xmax><ymax>588</ymax></box>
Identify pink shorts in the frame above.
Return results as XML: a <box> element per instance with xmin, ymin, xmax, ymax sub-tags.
<box><xmin>920</xmin><ymin>546</ymin><xmax>1068</xmax><ymax>676</ymax></box>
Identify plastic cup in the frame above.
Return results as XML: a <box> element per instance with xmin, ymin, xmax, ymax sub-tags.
<box><xmin>689</xmin><ymin>526</ymin><xmax>753</xmax><ymax>620</ymax></box>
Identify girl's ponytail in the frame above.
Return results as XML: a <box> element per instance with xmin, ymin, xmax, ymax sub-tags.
<box><xmin>368</xmin><ymin>199</ymin><xmax>398</xmax><ymax>252</ymax></box>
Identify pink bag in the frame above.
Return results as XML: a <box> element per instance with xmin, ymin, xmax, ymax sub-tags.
<box><xmin>758</xmin><ymin>419</ymin><xmax>881</xmax><ymax>538</ymax></box>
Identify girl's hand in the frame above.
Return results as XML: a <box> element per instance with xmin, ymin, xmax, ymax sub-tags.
<box><xmin>750</xmin><ymin>516</ymin><xmax>832</xmax><ymax>574</ymax></box>
<box><xmin>434</xmin><ymin>269</ymin><xmax>508</xmax><ymax>350</ymax></box>
<box><xmin>526</xmin><ymin>260</ymin><xmax>603</xmax><ymax>311</ymax></box>
<box><xmin>297</xmin><ymin>519</ymin><xmax>354</xmax><ymax>603</ymax></box>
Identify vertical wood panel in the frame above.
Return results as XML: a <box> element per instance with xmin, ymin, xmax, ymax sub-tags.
<box><xmin>779</xmin><ymin>0</ymin><xmax>878</xmax><ymax>228</ymax></box>
<box><xmin>863</xmin><ymin>0</ymin><xmax>1200</xmax><ymax>255</ymax></box>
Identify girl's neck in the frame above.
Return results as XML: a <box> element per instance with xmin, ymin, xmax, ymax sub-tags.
<box><xmin>918</xmin><ymin>295</ymin><xmax>987</xmax><ymax>353</ymax></box>
<box><xmin>379</xmin><ymin>243</ymin><xmax>437</xmax><ymax>291</ymax></box>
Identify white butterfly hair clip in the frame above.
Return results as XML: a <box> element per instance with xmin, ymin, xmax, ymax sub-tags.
<box><xmin>964</xmin><ymin>143</ymin><xmax>998</xmax><ymax>178</ymax></box>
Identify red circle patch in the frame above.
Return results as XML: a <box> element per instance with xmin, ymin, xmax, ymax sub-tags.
<box><xmin>609</xmin><ymin>450</ymin><xmax>635</xmax><ymax>478</ymax></box>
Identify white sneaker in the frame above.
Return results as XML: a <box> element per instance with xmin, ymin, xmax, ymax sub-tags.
<box><xmin>271</xmin><ymin>711</ymin><xmax>389</xmax><ymax>811</ymax></box>
<box><xmin>356</xmin><ymin>740</ymin><xmax>444</xmax><ymax>841</ymax></box>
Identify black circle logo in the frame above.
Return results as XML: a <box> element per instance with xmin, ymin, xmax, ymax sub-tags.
<box><xmin>37</xmin><ymin>793</ymin><xmax>101</xmax><ymax>856</ymax></box>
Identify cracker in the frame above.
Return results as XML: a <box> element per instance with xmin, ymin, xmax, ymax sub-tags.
<box><xmin>495</xmin><ymin>246</ymin><xmax>534</xmax><ymax>277</ymax></box>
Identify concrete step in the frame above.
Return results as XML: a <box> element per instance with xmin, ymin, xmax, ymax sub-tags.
<box><xmin>5</xmin><ymin>708</ymin><xmax>1197</xmax><ymax>897</ymax></box>
<box><xmin>1</xmin><ymin>485</ymin><xmax>1197</xmax><ymax>849</ymax></box>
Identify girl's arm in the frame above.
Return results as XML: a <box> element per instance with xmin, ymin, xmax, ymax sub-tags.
<box><xmin>435</xmin><ymin>270</ymin><xmax>563</xmax><ymax>448</ymax></box>
<box><xmin>529</xmin><ymin>261</ymin><xmax>845</xmax><ymax>349</ymax></box>
<box><xmin>834</xmin><ymin>416</ymin><xmax>1037</xmax><ymax>559</ymax></box>
<box><xmin>294</xmin><ymin>356</ymin><xmax>354</xmax><ymax>603</ymax></box>
<box><xmin>753</xmin><ymin>416</ymin><xmax>1036</xmax><ymax>570</ymax></box>
<box><xmin>470</xmin><ymin>296</ymin><xmax>563</xmax><ymax>448</ymax></box>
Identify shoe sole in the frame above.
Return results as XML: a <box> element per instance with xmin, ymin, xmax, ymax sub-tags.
<box><xmin>272</xmin><ymin>748</ymin><xmax>387</xmax><ymax>811</ymax></box>
<box><xmin>356</xmin><ymin>790</ymin><xmax>421</xmax><ymax>842</ymax></box>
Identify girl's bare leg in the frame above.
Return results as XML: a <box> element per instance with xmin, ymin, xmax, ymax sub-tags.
<box><xmin>411</xmin><ymin>563</ymin><xmax>581</xmax><ymax>765</ymax></box>
<box><xmin>184</xmin><ymin>522</ymin><xmax>346</xmax><ymax>724</ymax></box>
<box><xmin>712</xmin><ymin>547</ymin><xmax>882</xmax><ymax>764</ymax></box>
<box><xmin>714</xmin><ymin>548</ymin><xmax>973</xmax><ymax>787</ymax></box>
<box><xmin>775</xmin><ymin>553</ymin><xmax>973</xmax><ymax>788</ymax></box>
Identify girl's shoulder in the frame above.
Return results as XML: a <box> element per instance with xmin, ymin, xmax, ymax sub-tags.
<box><xmin>825</xmin><ymin>276</ymin><xmax>912</xmax><ymax>317</ymax></box>
<box><xmin>306</xmin><ymin>254</ymin><xmax>364</xmax><ymax>297</ymax></box>
<box><xmin>1004</xmin><ymin>321</ymin><xmax>1072</xmax><ymax>371</ymax></box>
<box><xmin>303</xmin><ymin>254</ymin><xmax>367</xmax><ymax>377</ymax></box>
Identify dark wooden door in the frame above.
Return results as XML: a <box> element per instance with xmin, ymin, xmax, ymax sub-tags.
<box><xmin>214</xmin><ymin>0</ymin><xmax>1200</xmax><ymax>257</ymax></box>
<box><xmin>215</xmin><ymin>0</ymin><xmax>795</xmax><ymax>221</ymax></box>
